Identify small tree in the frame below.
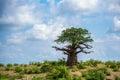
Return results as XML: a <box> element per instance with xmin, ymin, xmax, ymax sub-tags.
<box><xmin>53</xmin><ymin>27</ymin><xmax>93</xmax><ymax>66</ymax></box>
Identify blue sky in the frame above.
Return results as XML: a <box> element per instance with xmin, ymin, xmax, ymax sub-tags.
<box><xmin>0</xmin><ymin>0</ymin><xmax>120</xmax><ymax>64</ymax></box>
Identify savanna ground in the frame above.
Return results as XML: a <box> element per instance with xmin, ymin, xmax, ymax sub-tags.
<box><xmin>0</xmin><ymin>59</ymin><xmax>120</xmax><ymax>80</ymax></box>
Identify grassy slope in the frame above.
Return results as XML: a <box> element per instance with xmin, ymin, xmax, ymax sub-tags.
<box><xmin>0</xmin><ymin>59</ymin><xmax>120</xmax><ymax>80</ymax></box>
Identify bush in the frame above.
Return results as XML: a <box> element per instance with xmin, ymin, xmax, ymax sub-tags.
<box><xmin>40</xmin><ymin>64</ymin><xmax>52</xmax><ymax>73</ymax></box>
<box><xmin>0</xmin><ymin>63</ymin><xmax>4</xmax><ymax>67</ymax></box>
<box><xmin>113</xmin><ymin>67</ymin><xmax>119</xmax><ymax>72</ymax></box>
<box><xmin>0</xmin><ymin>72</ymin><xmax>23</xmax><ymax>80</ymax></box>
<box><xmin>29</xmin><ymin>62</ymin><xmax>41</xmax><ymax>66</ymax></box>
<box><xmin>47</xmin><ymin>66</ymin><xmax>72</xmax><ymax>80</ymax></box>
<box><xmin>82</xmin><ymin>69</ymin><xmax>106</xmax><ymax>80</ymax></box>
<box><xmin>14</xmin><ymin>63</ymin><xmax>19</xmax><ymax>66</ymax></box>
<box><xmin>85</xmin><ymin>59</ymin><xmax>102</xmax><ymax>67</ymax></box>
<box><xmin>0</xmin><ymin>73</ymin><xmax>9</xmax><ymax>79</ymax></box>
<box><xmin>7</xmin><ymin>64</ymin><xmax>13</xmax><ymax>67</ymax></box>
<box><xmin>15</xmin><ymin>66</ymin><xmax>22</xmax><ymax>73</ymax></box>
<box><xmin>77</xmin><ymin>61</ymin><xmax>85</xmax><ymax>69</ymax></box>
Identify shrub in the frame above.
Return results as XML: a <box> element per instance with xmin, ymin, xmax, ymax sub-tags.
<box><xmin>0</xmin><ymin>63</ymin><xmax>4</xmax><ymax>67</ymax></box>
<box><xmin>113</xmin><ymin>67</ymin><xmax>119</xmax><ymax>72</ymax></box>
<box><xmin>14</xmin><ymin>63</ymin><xmax>19</xmax><ymax>66</ymax></box>
<box><xmin>7</xmin><ymin>64</ymin><xmax>13</xmax><ymax>67</ymax></box>
<box><xmin>0</xmin><ymin>73</ymin><xmax>9</xmax><ymax>79</ymax></box>
<box><xmin>40</xmin><ymin>64</ymin><xmax>52</xmax><ymax>73</ymax></box>
<box><xmin>15</xmin><ymin>66</ymin><xmax>22</xmax><ymax>73</ymax></box>
<box><xmin>85</xmin><ymin>59</ymin><xmax>102</xmax><ymax>67</ymax></box>
<box><xmin>29</xmin><ymin>62</ymin><xmax>41</xmax><ymax>66</ymax></box>
<box><xmin>47</xmin><ymin>66</ymin><xmax>72</xmax><ymax>80</ymax></box>
<box><xmin>0</xmin><ymin>72</ymin><xmax>23</xmax><ymax>80</ymax></box>
<box><xmin>77</xmin><ymin>61</ymin><xmax>85</xmax><ymax>69</ymax></box>
<box><xmin>82</xmin><ymin>69</ymin><xmax>106</xmax><ymax>80</ymax></box>
<box><xmin>51</xmin><ymin>59</ymin><xmax>66</xmax><ymax>66</ymax></box>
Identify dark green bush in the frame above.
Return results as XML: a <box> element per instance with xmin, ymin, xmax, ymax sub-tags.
<box><xmin>85</xmin><ymin>59</ymin><xmax>102</xmax><ymax>67</ymax></box>
<box><xmin>77</xmin><ymin>61</ymin><xmax>85</xmax><ymax>69</ymax></box>
<box><xmin>0</xmin><ymin>73</ymin><xmax>9</xmax><ymax>79</ymax></box>
<box><xmin>29</xmin><ymin>62</ymin><xmax>41</xmax><ymax>66</ymax></box>
<box><xmin>14</xmin><ymin>63</ymin><xmax>19</xmax><ymax>66</ymax></box>
<box><xmin>7</xmin><ymin>64</ymin><xmax>13</xmax><ymax>67</ymax></box>
<box><xmin>5</xmin><ymin>67</ymin><xmax>11</xmax><ymax>71</ymax></box>
<box><xmin>113</xmin><ymin>67</ymin><xmax>119</xmax><ymax>72</ymax></box>
<box><xmin>40</xmin><ymin>64</ymin><xmax>52</xmax><ymax>73</ymax></box>
<box><xmin>0</xmin><ymin>72</ymin><xmax>23</xmax><ymax>80</ymax></box>
<box><xmin>15</xmin><ymin>66</ymin><xmax>22</xmax><ymax>73</ymax></box>
<box><xmin>47</xmin><ymin>66</ymin><xmax>72</xmax><ymax>80</ymax></box>
<box><xmin>0</xmin><ymin>63</ymin><xmax>4</xmax><ymax>67</ymax></box>
<box><xmin>82</xmin><ymin>69</ymin><xmax>106</xmax><ymax>80</ymax></box>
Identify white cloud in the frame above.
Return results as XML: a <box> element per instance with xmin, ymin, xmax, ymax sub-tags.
<box><xmin>7</xmin><ymin>20</ymin><xmax>66</xmax><ymax>44</ymax></box>
<box><xmin>27</xmin><ymin>23</ymin><xmax>65</xmax><ymax>40</ymax></box>
<box><xmin>0</xmin><ymin>1</ymin><xmax>41</xmax><ymax>25</ymax></box>
<box><xmin>113</xmin><ymin>16</ymin><xmax>120</xmax><ymax>32</ymax></box>
<box><xmin>58</xmin><ymin>0</ymin><xmax>99</xmax><ymax>14</ymax></box>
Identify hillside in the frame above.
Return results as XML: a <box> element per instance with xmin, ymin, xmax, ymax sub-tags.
<box><xmin>0</xmin><ymin>59</ymin><xmax>120</xmax><ymax>80</ymax></box>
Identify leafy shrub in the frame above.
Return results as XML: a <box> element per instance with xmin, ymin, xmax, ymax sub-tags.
<box><xmin>14</xmin><ymin>63</ymin><xmax>19</xmax><ymax>66</ymax></box>
<box><xmin>0</xmin><ymin>72</ymin><xmax>23</xmax><ymax>80</ymax></box>
<box><xmin>23</xmin><ymin>67</ymin><xmax>40</xmax><ymax>74</ymax></box>
<box><xmin>105</xmin><ymin>61</ymin><xmax>117</xmax><ymax>68</ymax></box>
<box><xmin>82</xmin><ymin>69</ymin><xmax>106</xmax><ymax>80</ymax></box>
<box><xmin>7</xmin><ymin>64</ymin><xmax>13</xmax><ymax>67</ymax></box>
<box><xmin>5</xmin><ymin>64</ymin><xmax>13</xmax><ymax>71</ymax></box>
<box><xmin>113</xmin><ymin>67</ymin><xmax>119</xmax><ymax>72</ymax></box>
<box><xmin>40</xmin><ymin>64</ymin><xmax>52</xmax><ymax>73</ymax></box>
<box><xmin>98</xmin><ymin>67</ymin><xmax>111</xmax><ymax>76</ymax></box>
<box><xmin>0</xmin><ymin>63</ymin><xmax>4</xmax><ymax>67</ymax></box>
<box><xmin>0</xmin><ymin>73</ymin><xmax>9</xmax><ymax>79</ymax></box>
<box><xmin>29</xmin><ymin>62</ymin><xmax>41</xmax><ymax>66</ymax></box>
<box><xmin>105</xmin><ymin>61</ymin><xmax>119</xmax><ymax>72</ymax></box>
<box><xmin>47</xmin><ymin>66</ymin><xmax>72</xmax><ymax>80</ymax></box>
<box><xmin>15</xmin><ymin>66</ymin><xmax>22</xmax><ymax>73</ymax></box>
<box><xmin>77</xmin><ymin>61</ymin><xmax>85</xmax><ymax>69</ymax></box>
<box><xmin>5</xmin><ymin>67</ymin><xmax>11</xmax><ymax>71</ymax></box>
<box><xmin>23</xmin><ymin>68</ymin><xmax>32</xmax><ymax>74</ymax></box>
<box><xmin>85</xmin><ymin>59</ymin><xmax>102</xmax><ymax>67</ymax></box>
<box><xmin>16</xmin><ymin>73</ymin><xmax>24</xmax><ymax>79</ymax></box>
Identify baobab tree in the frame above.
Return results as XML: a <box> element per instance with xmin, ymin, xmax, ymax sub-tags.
<box><xmin>52</xmin><ymin>27</ymin><xmax>93</xmax><ymax>66</ymax></box>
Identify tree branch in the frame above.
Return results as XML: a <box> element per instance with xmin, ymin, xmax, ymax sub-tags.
<box><xmin>52</xmin><ymin>46</ymin><xmax>69</xmax><ymax>52</ymax></box>
<box><xmin>82</xmin><ymin>43</ymin><xmax>92</xmax><ymax>49</ymax></box>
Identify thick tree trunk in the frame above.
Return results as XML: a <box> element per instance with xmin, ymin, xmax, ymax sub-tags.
<box><xmin>66</xmin><ymin>53</ymin><xmax>78</xmax><ymax>66</ymax></box>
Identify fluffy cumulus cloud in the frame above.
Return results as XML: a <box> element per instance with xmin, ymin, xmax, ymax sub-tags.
<box><xmin>7</xmin><ymin>23</ymin><xmax>65</xmax><ymax>44</ymax></box>
<box><xmin>113</xmin><ymin>16</ymin><xmax>120</xmax><ymax>32</ymax></box>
